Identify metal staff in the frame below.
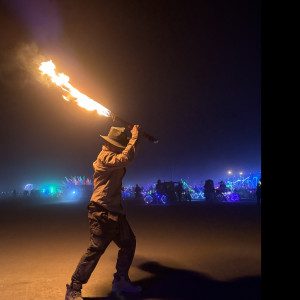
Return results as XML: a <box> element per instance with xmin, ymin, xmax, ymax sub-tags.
<box><xmin>63</xmin><ymin>93</ymin><xmax>159</xmax><ymax>144</ymax></box>
<box><xmin>110</xmin><ymin>112</ymin><xmax>158</xmax><ymax>144</ymax></box>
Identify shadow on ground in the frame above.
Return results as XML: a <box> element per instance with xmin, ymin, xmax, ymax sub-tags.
<box><xmin>83</xmin><ymin>261</ymin><xmax>261</xmax><ymax>300</ymax></box>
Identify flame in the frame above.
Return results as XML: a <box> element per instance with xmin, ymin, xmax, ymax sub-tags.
<box><xmin>39</xmin><ymin>60</ymin><xmax>111</xmax><ymax>117</ymax></box>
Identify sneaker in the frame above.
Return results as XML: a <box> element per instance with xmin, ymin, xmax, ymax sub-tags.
<box><xmin>65</xmin><ymin>284</ymin><xmax>83</xmax><ymax>300</ymax></box>
<box><xmin>112</xmin><ymin>276</ymin><xmax>142</xmax><ymax>293</ymax></box>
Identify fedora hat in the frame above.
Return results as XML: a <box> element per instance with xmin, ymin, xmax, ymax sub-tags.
<box><xmin>100</xmin><ymin>127</ymin><xmax>130</xmax><ymax>148</ymax></box>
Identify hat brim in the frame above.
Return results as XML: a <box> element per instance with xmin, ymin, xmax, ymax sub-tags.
<box><xmin>100</xmin><ymin>135</ymin><xmax>130</xmax><ymax>149</ymax></box>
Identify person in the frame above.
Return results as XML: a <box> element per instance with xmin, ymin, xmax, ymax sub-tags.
<box><xmin>134</xmin><ymin>184</ymin><xmax>142</xmax><ymax>200</ymax></box>
<box><xmin>65</xmin><ymin>125</ymin><xmax>143</xmax><ymax>300</ymax></box>
<box><xmin>256</xmin><ymin>178</ymin><xmax>261</xmax><ymax>205</ymax></box>
<box><xmin>215</xmin><ymin>181</ymin><xmax>227</xmax><ymax>202</ymax></box>
<box><xmin>218</xmin><ymin>181</ymin><xmax>227</xmax><ymax>193</ymax></box>
<box><xmin>165</xmin><ymin>181</ymin><xmax>176</xmax><ymax>203</ymax></box>
<box><xmin>175</xmin><ymin>182</ymin><xmax>183</xmax><ymax>202</ymax></box>
<box><xmin>204</xmin><ymin>179</ymin><xmax>216</xmax><ymax>203</ymax></box>
<box><xmin>156</xmin><ymin>179</ymin><xmax>163</xmax><ymax>195</ymax></box>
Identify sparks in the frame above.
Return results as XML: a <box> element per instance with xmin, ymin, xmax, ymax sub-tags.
<box><xmin>39</xmin><ymin>60</ymin><xmax>111</xmax><ymax>117</ymax></box>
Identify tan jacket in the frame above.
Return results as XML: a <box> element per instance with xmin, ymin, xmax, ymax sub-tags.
<box><xmin>90</xmin><ymin>132</ymin><xmax>141</xmax><ymax>214</ymax></box>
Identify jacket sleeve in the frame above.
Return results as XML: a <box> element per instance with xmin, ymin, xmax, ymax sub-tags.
<box><xmin>100</xmin><ymin>133</ymin><xmax>141</xmax><ymax>167</ymax></box>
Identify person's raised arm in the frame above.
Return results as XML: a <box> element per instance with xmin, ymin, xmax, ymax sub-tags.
<box><xmin>101</xmin><ymin>125</ymin><xmax>142</xmax><ymax>167</ymax></box>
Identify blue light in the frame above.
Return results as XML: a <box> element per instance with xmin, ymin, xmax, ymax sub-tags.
<box><xmin>24</xmin><ymin>184</ymin><xmax>33</xmax><ymax>191</ymax></box>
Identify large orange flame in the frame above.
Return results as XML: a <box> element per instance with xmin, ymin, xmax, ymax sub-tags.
<box><xmin>39</xmin><ymin>60</ymin><xmax>111</xmax><ymax>117</ymax></box>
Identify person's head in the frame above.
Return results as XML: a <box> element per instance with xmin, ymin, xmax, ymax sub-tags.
<box><xmin>105</xmin><ymin>142</ymin><xmax>124</xmax><ymax>154</ymax></box>
<box><xmin>100</xmin><ymin>127</ymin><xmax>129</xmax><ymax>153</ymax></box>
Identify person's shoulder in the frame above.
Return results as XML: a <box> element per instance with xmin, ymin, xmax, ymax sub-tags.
<box><xmin>99</xmin><ymin>149</ymin><xmax>117</xmax><ymax>163</ymax></box>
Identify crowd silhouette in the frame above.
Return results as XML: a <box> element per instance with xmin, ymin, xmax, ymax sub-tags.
<box><xmin>1</xmin><ymin>178</ymin><xmax>261</xmax><ymax>205</ymax></box>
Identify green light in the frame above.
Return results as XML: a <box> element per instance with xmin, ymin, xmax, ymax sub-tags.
<box><xmin>49</xmin><ymin>185</ymin><xmax>56</xmax><ymax>194</ymax></box>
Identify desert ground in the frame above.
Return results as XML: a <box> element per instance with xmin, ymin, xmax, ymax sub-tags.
<box><xmin>0</xmin><ymin>196</ymin><xmax>261</xmax><ymax>300</ymax></box>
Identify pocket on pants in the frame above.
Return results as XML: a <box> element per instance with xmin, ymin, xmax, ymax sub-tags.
<box><xmin>88</xmin><ymin>209</ymin><xmax>108</xmax><ymax>236</ymax></box>
<box><xmin>89</xmin><ymin>218</ymin><xmax>103</xmax><ymax>236</ymax></box>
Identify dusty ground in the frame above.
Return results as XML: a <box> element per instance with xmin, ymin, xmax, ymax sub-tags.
<box><xmin>0</xmin><ymin>197</ymin><xmax>261</xmax><ymax>300</ymax></box>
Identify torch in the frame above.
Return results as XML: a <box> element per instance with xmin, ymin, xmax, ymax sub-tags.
<box><xmin>110</xmin><ymin>113</ymin><xmax>158</xmax><ymax>143</ymax></box>
<box><xmin>39</xmin><ymin>60</ymin><xmax>158</xmax><ymax>144</ymax></box>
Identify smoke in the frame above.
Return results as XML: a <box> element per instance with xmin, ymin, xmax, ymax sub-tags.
<box><xmin>0</xmin><ymin>42</ymin><xmax>47</xmax><ymax>88</ymax></box>
<box><xmin>0</xmin><ymin>0</ymin><xmax>63</xmax><ymax>89</ymax></box>
<box><xmin>1</xmin><ymin>0</ymin><xmax>62</xmax><ymax>47</ymax></box>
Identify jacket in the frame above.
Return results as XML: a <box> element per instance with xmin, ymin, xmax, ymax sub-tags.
<box><xmin>90</xmin><ymin>131</ymin><xmax>141</xmax><ymax>214</ymax></box>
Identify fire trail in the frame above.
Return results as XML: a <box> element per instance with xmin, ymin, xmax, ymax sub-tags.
<box><xmin>39</xmin><ymin>60</ymin><xmax>158</xmax><ymax>143</ymax></box>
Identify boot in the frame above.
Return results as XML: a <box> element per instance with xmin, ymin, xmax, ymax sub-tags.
<box><xmin>65</xmin><ymin>283</ymin><xmax>83</xmax><ymax>300</ymax></box>
<box><xmin>112</xmin><ymin>276</ymin><xmax>142</xmax><ymax>293</ymax></box>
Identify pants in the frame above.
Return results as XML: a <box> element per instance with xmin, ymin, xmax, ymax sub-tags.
<box><xmin>71</xmin><ymin>202</ymin><xmax>136</xmax><ymax>290</ymax></box>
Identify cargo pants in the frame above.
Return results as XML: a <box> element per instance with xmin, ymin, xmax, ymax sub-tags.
<box><xmin>71</xmin><ymin>201</ymin><xmax>136</xmax><ymax>290</ymax></box>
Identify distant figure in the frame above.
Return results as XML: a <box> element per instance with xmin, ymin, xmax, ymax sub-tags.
<box><xmin>134</xmin><ymin>184</ymin><xmax>142</xmax><ymax>200</ymax></box>
<box><xmin>13</xmin><ymin>189</ymin><xmax>17</xmax><ymax>197</ymax></box>
<box><xmin>256</xmin><ymin>178</ymin><xmax>261</xmax><ymax>205</ymax></box>
<box><xmin>175</xmin><ymin>182</ymin><xmax>184</xmax><ymax>202</ymax></box>
<box><xmin>65</xmin><ymin>126</ymin><xmax>143</xmax><ymax>300</ymax></box>
<box><xmin>218</xmin><ymin>181</ymin><xmax>227</xmax><ymax>193</ymax></box>
<box><xmin>204</xmin><ymin>179</ymin><xmax>216</xmax><ymax>202</ymax></box>
<box><xmin>216</xmin><ymin>181</ymin><xmax>227</xmax><ymax>202</ymax></box>
<box><xmin>156</xmin><ymin>179</ymin><xmax>163</xmax><ymax>195</ymax></box>
<box><xmin>166</xmin><ymin>181</ymin><xmax>177</xmax><ymax>203</ymax></box>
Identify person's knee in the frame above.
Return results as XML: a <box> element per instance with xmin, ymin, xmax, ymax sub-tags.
<box><xmin>88</xmin><ymin>236</ymin><xmax>110</xmax><ymax>255</ymax></box>
<box><xmin>124</xmin><ymin>236</ymin><xmax>136</xmax><ymax>252</ymax></box>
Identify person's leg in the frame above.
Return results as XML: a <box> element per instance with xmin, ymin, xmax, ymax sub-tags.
<box><xmin>68</xmin><ymin>206</ymin><xmax>116</xmax><ymax>291</ymax></box>
<box><xmin>113</xmin><ymin>216</ymin><xmax>136</xmax><ymax>280</ymax></box>
<box><xmin>70</xmin><ymin>232</ymin><xmax>113</xmax><ymax>289</ymax></box>
<box><xmin>111</xmin><ymin>216</ymin><xmax>141</xmax><ymax>293</ymax></box>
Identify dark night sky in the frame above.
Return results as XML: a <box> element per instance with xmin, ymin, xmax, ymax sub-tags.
<box><xmin>0</xmin><ymin>0</ymin><xmax>261</xmax><ymax>191</ymax></box>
